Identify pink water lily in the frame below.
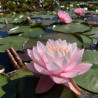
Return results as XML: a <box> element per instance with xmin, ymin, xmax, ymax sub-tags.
<box><xmin>26</xmin><ymin>39</ymin><xmax>92</xmax><ymax>95</ymax></box>
<box><xmin>58</xmin><ymin>10</ymin><xmax>72</xmax><ymax>23</ymax></box>
<box><xmin>74</xmin><ymin>8</ymin><xmax>84</xmax><ymax>16</ymax></box>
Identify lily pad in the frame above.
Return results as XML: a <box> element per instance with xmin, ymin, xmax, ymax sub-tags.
<box><xmin>92</xmin><ymin>34</ymin><xmax>98</xmax><ymax>39</ymax></box>
<box><xmin>0</xmin><ymin>74</ymin><xmax>17</xmax><ymax>98</ymax></box>
<box><xmin>10</xmin><ymin>15</ymin><xmax>27</xmax><ymax>24</ymax></box>
<box><xmin>0</xmin><ymin>17</ymin><xmax>12</xmax><ymax>23</ymax></box>
<box><xmin>0</xmin><ymin>36</ymin><xmax>27</xmax><ymax>52</ymax></box>
<box><xmin>83</xmin><ymin>27</ymin><xmax>98</xmax><ymax>35</ymax></box>
<box><xmin>40</xmin><ymin>19</ymin><xmax>57</xmax><ymax>26</ymax></box>
<box><xmin>31</xmin><ymin>14</ymin><xmax>56</xmax><ymax>19</ymax></box>
<box><xmin>10</xmin><ymin>67</ymin><xmax>33</xmax><ymax>80</ymax></box>
<box><xmin>39</xmin><ymin>32</ymin><xmax>82</xmax><ymax>48</ymax></box>
<box><xmin>23</xmin><ymin>38</ymin><xmax>46</xmax><ymax>49</ymax></box>
<box><xmin>52</xmin><ymin>23</ymin><xmax>90</xmax><ymax>34</ymax></box>
<box><xmin>21</xmin><ymin>27</ymin><xmax>46</xmax><ymax>37</ymax></box>
<box><xmin>77</xmin><ymin>34</ymin><xmax>93</xmax><ymax>48</ymax></box>
<box><xmin>74</xmin><ymin>50</ymin><xmax>98</xmax><ymax>93</ymax></box>
<box><xmin>8</xmin><ymin>26</ymin><xmax>31</xmax><ymax>35</ymax></box>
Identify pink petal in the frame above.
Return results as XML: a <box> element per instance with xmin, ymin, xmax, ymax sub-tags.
<box><xmin>61</xmin><ymin>70</ymin><xmax>79</xmax><ymax>78</ymax></box>
<box><xmin>66</xmin><ymin>49</ymin><xmax>84</xmax><ymax>71</ymax></box>
<box><xmin>27</xmin><ymin>48</ymin><xmax>44</xmax><ymax>66</ymax></box>
<box><xmin>71</xmin><ymin>47</ymin><xmax>77</xmax><ymax>60</ymax></box>
<box><xmin>54</xmin><ymin>40</ymin><xmax>60</xmax><ymax>48</ymax></box>
<box><xmin>72</xmin><ymin>43</ymin><xmax>77</xmax><ymax>51</ymax></box>
<box><xmin>33</xmin><ymin>47</ymin><xmax>45</xmax><ymax>67</ymax></box>
<box><xmin>46</xmin><ymin>39</ymin><xmax>54</xmax><ymax>49</ymax></box>
<box><xmin>66</xmin><ymin>48</ymin><xmax>71</xmax><ymax>60</ymax></box>
<box><xmin>58</xmin><ymin>39</ymin><xmax>63</xmax><ymax>44</ymax></box>
<box><xmin>33</xmin><ymin>47</ymin><xmax>41</xmax><ymax>60</ymax></box>
<box><xmin>37</xmin><ymin>41</ymin><xmax>46</xmax><ymax>56</ymax></box>
<box><xmin>60</xmin><ymin>50</ymin><xmax>65</xmax><ymax>56</ymax></box>
<box><xmin>53</xmin><ymin>50</ymin><xmax>62</xmax><ymax>59</ymax></box>
<box><xmin>25</xmin><ymin>63</ymin><xmax>39</xmax><ymax>74</ymax></box>
<box><xmin>43</xmin><ymin>52</ymin><xmax>54</xmax><ymax>64</ymax></box>
<box><xmin>56</xmin><ymin>56</ymin><xmax>69</xmax><ymax>69</ymax></box>
<box><xmin>34</xmin><ymin>63</ymin><xmax>50</xmax><ymax>75</ymax></box>
<box><xmin>74</xmin><ymin>63</ymin><xmax>92</xmax><ymax>75</ymax></box>
<box><xmin>35</xmin><ymin>75</ymin><xmax>54</xmax><ymax>94</ymax></box>
<box><xmin>51</xmin><ymin>76</ymin><xmax>69</xmax><ymax>84</ymax></box>
<box><xmin>27</xmin><ymin>49</ymin><xmax>33</xmax><ymax>59</ymax></box>
<box><xmin>46</xmin><ymin>62</ymin><xmax>62</xmax><ymax>74</ymax></box>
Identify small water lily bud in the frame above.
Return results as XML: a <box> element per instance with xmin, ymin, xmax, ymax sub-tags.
<box><xmin>58</xmin><ymin>10</ymin><xmax>72</xmax><ymax>23</ymax></box>
<box><xmin>74</xmin><ymin>8</ymin><xmax>84</xmax><ymax>16</ymax></box>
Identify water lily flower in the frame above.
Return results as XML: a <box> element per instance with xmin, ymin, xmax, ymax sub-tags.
<box><xmin>26</xmin><ymin>39</ymin><xmax>92</xmax><ymax>95</ymax></box>
<box><xmin>57</xmin><ymin>10</ymin><xmax>72</xmax><ymax>23</ymax></box>
<box><xmin>74</xmin><ymin>8</ymin><xmax>84</xmax><ymax>16</ymax></box>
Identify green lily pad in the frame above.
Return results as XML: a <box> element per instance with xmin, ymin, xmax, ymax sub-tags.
<box><xmin>0</xmin><ymin>74</ymin><xmax>16</xmax><ymax>98</ymax></box>
<box><xmin>23</xmin><ymin>38</ymin><xmax>46</xmax><ymax>49</ymax></box>
<box><xmin>40</xmin><ymin>19</ymin><xmax>56</xmax><ymax>26</ymax></box>
<box><xmin>21</xmin><ymin>27</ymin><xmax>46</xmax><ymax>38</ymax></box>
<box><xmin>74</xmin><ymin>50</ymin><xmax>98</xmax><ymax>93</ymax></box>
<box><xmin>10</xmin><ymin>15</ymin><xmax>27</xmax><ymax>24</ymax></box>
<box><xmin>31</xmin><ymin>14</ymin><xmax>55</xmax><ymax>19</ymax></box>
<box><xmin>8</xmin><ymin>26</ymin><xmax>31</xmax><ymax>35</ymax></box>
<box><xmin>10</xmin><ymin>67</ymin><xmax>33</xmax><ymax>80</ymax></box>
<box><xmin>52</xmin><ymin>23</ymin><xmax>90</xmax><ymax>34</ymax></box>
<box><xmin>0</xmin><ymin>36</ymin><xmax>26</xmax><ymax>52</ymax></box>
<box><xmin>92</xmin><ymin>34</ymin><xmax>98</xmax><ymax>39</ymax></box>
<box><xmin>39</xmin><ymin>32</ymin><xmax>82</xmax><ymax>48</ymax></box>
<box><xmin>0</xmin><ymin>17</ymin><xmax>12</xmax><ymax>23</ymax></box>
<box><xmin>30</xmin><ymin>19</ymin><xmax>57</xmax><ymax>27</ymax></box>
<box><xmin>77</xmin><ymin>34</ymin><xmax>93</xmax><ymax>48</ymax></box>
<box><xmin>84</xmin><ymin>27</ymin><xmax>98</xmax><ymax>35</ymax></box>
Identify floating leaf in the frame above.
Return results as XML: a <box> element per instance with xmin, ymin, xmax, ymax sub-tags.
<box><xmin>77</xmin><ymin>34</ymin><xmax>93</xmax><ymax>48</ymax></box>
<box><xmin>0</xmin><ymin>74</ymin><xmax>16</xmax><ymax>98</ymax></box>
<box><xmin>40</xmin><ymin>19</ymin><xmax>56</xmax><ymax>26</ymax></box>
<box><xmin>74</xmin><ymin>50</ymin><xmax>98</xmax><ymax>93</ymax></box>
<box><xmin>84</xmin><ymin>27</ymin><xmax>98</xmax><ymax>35</ymax></box>
<box><xmin>39</xmin><ymin>32</ymin><xmax>82</xmax><ymax>48</ymax></box>
<box><xmin>8</xmin><ymin>26</ymin><xmax>31</xmax><ymax>35</ymax></box>
<box><xmin>10</xmin><ymin>67</ymin><xmax>33</xmax><ymax>80</ymax></box>
<box><xmin>0</xmin><ymin>36</ymin><xmax>26</xmax><ymax>52</ymax></box>
<box><xmin>10</xmin><ymin>15</ymin><xmax>27</xmax><ymax>24</ymax></box>
<box><xmin>31</xmin><ymin>14</ymin><xmax>56</xmax><ymax>19</ymax></box>
<box><xmin>92</xmin><ymin>34</ymin><xmax>98</xmax><ymax>39</ymax></box>
<box><xmin>23</xmin><ymin>38</ymin><xmax>46</xmax><ymax>49</ymax></box>
<box><xmin>52</xmin><ymin>23</ymin><xmax>90</xmax><ymax>33</ymax></box>
<box><xmin>0</xmin><ymin>17</ymin><xmax>12</xmax><ymax>23</ymax></box>
<box><xmin>21</xmin><ymin>27</ymin><xmax>46</xmax><ymax>37</ymax></box>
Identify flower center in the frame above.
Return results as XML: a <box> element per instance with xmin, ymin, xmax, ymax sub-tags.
<box><xmin>50</xmin><ymin>45</ymin><xmax>68</xmax><ymax>55</ymax></box>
